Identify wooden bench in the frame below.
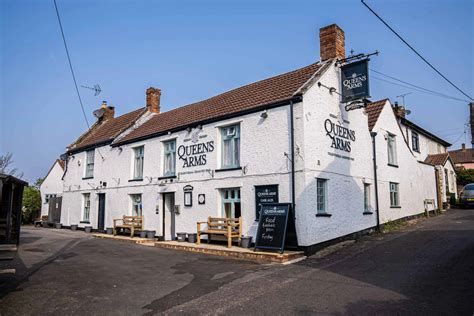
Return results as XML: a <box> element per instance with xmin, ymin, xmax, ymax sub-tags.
<box><xmin>113</xmin><ymin>216</ymin><xmax>144</xmax><ymax>238</ymax></box>
<box><xmin>197</xmin><ymin>217</ymin><xmax>242</xmax><ymax>248</ymax></box>
<box><xmin>34</xmin><ymin>215</ymin><xmax>49</xmax><ymax>227</ymax></box>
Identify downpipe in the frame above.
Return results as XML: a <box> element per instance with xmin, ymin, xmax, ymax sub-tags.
<box><xmin>371</xmin><ymin>131</ymin><xmax>381</xmax><ymax>231</ymax></box>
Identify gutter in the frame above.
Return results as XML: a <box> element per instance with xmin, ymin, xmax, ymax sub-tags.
<box><xmin>371</xmin><ymin>131</ymin><xmax>381</xmax><ymax>231</ymax></box>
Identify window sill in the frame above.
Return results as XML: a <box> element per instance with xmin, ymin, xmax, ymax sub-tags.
<box><xmin>390</xmin><ymin>206</ymin><xmax>401</xmax><ymax>208</ymax></box>
<box><xmin>80</xmin><ymin>221</ymin><xmax>90</xmax><ymax>224</ymax></box>
<box><xmin>387</xmin><ymin>163</ymin><xmax>399</xmax><ymax>168</ymax></box>
<box><xmin>316</xmin><ymin>213</ymin><xmax>332</xmax><ymax>217</ymax></box>
<box><xmin>82</xmin><ymin>176</ymin><xmax>93</xmax><ymax>180</ymax></box>
<box><xmin>128</xmin><ymin>178</ymin><xmax>143</xmax><ymax>182</ymax></box>
<box><xmin>158</xmin><ymin>175</ymin><xmax>177</xmax><ymax>180</ymax></box>
<box><xmin>215</xmin><ymin>166</ymin><xmax>242</xmax><ymax>173</ymax></box>
<box><xmin>363</xmin><ymin>211</ymin><xmax>374</xmax><ymax>215</ymax></box>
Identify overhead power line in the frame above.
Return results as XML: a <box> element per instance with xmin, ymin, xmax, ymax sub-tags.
<box><xmin>361</xmin><ymin>0</ymin><xmax>473</xmax><ymax>101</ymax></box>
<box><xmin>53</xmin><ymin>0</ymin><xmax>90</xmax><ymax>128</ymax></box>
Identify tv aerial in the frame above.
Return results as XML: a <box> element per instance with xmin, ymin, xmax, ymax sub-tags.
<box><xmin>81</xmin><ymin>84</ymin><xmax>102</xmax><ymax>96</ymax></box>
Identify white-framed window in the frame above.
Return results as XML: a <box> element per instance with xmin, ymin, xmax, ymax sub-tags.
<box><xmin>130</xmin><ymin>194</ymin><xmax>142</xmax><ymax>216</ymax></box>
<box><xmin>316</xmin><ymin>178</ymin><xmax>328</xmax><ymax>214</ymax></box>
<box><xmin>387</xmin><ymin>133</ymin><xmax>397</xmax><ymax>166</ymax></box>
<box><xmin>221</xmin><ymin>124</ymin><xmax>240</xmax><ymax>169</ymax></box>
<box><xmin>163</xmin><ymin>140</ymin><xmax>176</xmax><ymax>176</ymax></box>
<box><xmin>389</xmin><ymin>182</ymin><xmax>400</xmax><ymax>207</ymax></box>
<box><xmin>82</xmin><ymin>193</ymin><xmax>91</xmax><ymax>222</ymax></box>
<box><xmin>411</xmin><ymin>131</ymin><xmax>420</xmax><ymax>152</ymax></box>
<box><xmin>221</xmin><ymin>188</ymin><xmax>241</xmax><ymax>218</ymax></box>
<box><xmin>364</xmin><ymin>183</ymin><xmax>371</xmax><ymax>212</ymax></box>
<box><xmin>132</xmin><ymin>146</ymin><xmax>144</xmax><ymax>179</ymax></box>
<box><xmin>85</xmin><ymin>150</ymin><xmax>95</xmax><ymax>178</ymax></box>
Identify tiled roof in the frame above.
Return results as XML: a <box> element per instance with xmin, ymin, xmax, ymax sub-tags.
<box><xmin>68</xmin><ymin>108</ymin><xmax>146</xmax><ymax>153</ymax></box>
<box><xmin>365</xmin><ymin>99</ymin><xmax>387</xmax><ymax>131</ymax></box>
<box><xmin>424</xmin><ymin>153</ymin><xmax>449</xmax><ymax>166</ymax></box>
<box><xmin>115</xmin><ymin>62</ymin><xmax>324</xmax><ymax>145</ymax></box>
<box><xmin>449</xmin><ymin>148</ymin><xmax>474</xmax><ymax>164</ymax></box>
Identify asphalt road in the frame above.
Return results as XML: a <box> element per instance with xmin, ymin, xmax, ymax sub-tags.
<box><xmin>1</xmin><ymin>208</ymin><xmax>473</xmax><ymax>315</ymax></box>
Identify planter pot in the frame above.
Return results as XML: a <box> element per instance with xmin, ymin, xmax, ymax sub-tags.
<box><xmin>54</xmin><ymin>223</ymin><xmax>62</xmax><ymax>229</ymax></box>
<box><xmin>241</xmin><ymin>236</ymin><xmax>253</xmax><ymax>248</ymax></box>
<box><xmin>106</xmin><ymin>227</ymin><xmax>113</xmax><ymax>235</ymax></box>
<box><xmin>84</xmin><ymin>226</ymin><xmax>92</xmax><ymax>233</ymax></box>
<box><xmin>42</xmin><ymin>222</ymin><xmax>49</xmax><ymax>228</ymax></box>
<box><xmin>71</xmin><ymin>224</ymin><xmax>78</xmax><ymax>231</ymax></box>
<box><xmin>176</xmin><ymin>232</ymin><xmax>187</xmax><ymax>242</ymax></box>
<box><xmin>146</xmin><ymin>230</ymin><xmax>156</xmax><ymax>239</ymax></box>
<box><xmin>139</xmin><ymin>231</ymin><xmax>147</xmax><ymax>238</ymax></box>
<box><xmin>187</xmin><ymin>233</ymin><xmax>197</xmax><ymax>243</ymax></box>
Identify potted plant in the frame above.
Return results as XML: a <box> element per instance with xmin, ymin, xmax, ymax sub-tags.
<box><xmin>106</xmin><ymin>227</ymin><xmax>113</xmax><ymax>235</ymax></box>
<box><xmin>187</xmin><ymin>233</ymin><xmax>197</xmax><ymax>243</ymax></box>
<box><xmin>71</xmin><ymin>224</ymin><xmax>78</xmax><ymax>231</ymax></box>
<box><xmin>84</xmin><ymin>226</ymin><xmax>92</xmax><ymax>233</ymax></box>
<box><xmin>54</xmin><ymin>223</ymin><xmax>62</xmax><ymax>229</ymax></box>
<box><xmin>146</xmin><ymin>230</ymin><xmax>156</xmax><ymax>239</ymax></box>
<box><xmin>139</xmin><ymin>230</ymin><xmax>147</xmax><ymax>238</ymax></box>
<box><xmin>176</xmin><ymin>232</ymin><xmax>187</xmax><ymax>242</ymax></box>
<box><xmin>241</xmin><ymin>236</ymin><xmax>252</xmax><ymax>248</ymax></box>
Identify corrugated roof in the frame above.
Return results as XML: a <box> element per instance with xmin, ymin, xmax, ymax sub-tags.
<box><xmin>424</xmin><ymin>153</ymin><xmax>450</xmax><ymax>166</ymax></box>
<box><xmin>365</xmin><ymin>99</ymin><xmax>387</xmax><ymax>131</ymax></box>
<box><xmin>68</xmin><ymin>108</ymin><xmax>146</xmax><ymax>153</ymax></box>
<box><xmin>114</xmin><ymin>62</ymin><xmax>324</xmax><ymax>145</ymax></box>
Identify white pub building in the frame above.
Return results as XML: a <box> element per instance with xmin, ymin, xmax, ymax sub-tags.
<box><xmin>50</xmin><ymin>24</ymin><xmax>456</xmax><ymax>253</ymax></box>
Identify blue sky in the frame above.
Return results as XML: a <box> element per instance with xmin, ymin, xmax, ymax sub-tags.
<box><xmin>1</xmin><ymin>0</ymin><xmax>473</xmax><ymax>182</ymax></box>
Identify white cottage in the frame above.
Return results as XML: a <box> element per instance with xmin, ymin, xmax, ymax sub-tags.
<box><xmin>58</xmin><ymin>24</ymin><xmax>453</xmax><ymax>252</ymax></box>
<box><xmin>40</xmin><ymin>159</ymin><xmax>64</xmax><ymax>218</ymax></box>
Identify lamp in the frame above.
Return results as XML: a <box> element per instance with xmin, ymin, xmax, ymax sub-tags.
<box><xmin>260</xmin><ymin>110</ymin><xmax>268</xmax><ymax>119</ymax></box>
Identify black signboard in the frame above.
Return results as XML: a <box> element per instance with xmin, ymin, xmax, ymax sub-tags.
<box><xmin>255</xmin><ymin>203</ymin><xmax>291</xmax><ymax>253</ymax></box>
<box><xmin>341</xmin><ymin>59</ymin><xmax>370</xmax><ymax>103</ymax></box>
<box><xmin>255</xmin><ymin>185</ymin><xmax>279</xmax><ymax>220</ymax></box>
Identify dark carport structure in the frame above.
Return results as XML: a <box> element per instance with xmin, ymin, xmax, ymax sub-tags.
<box><xmin>0</xmin><ymin>173</ymin><xmax>28</xmax><ymax>245</ymax></box>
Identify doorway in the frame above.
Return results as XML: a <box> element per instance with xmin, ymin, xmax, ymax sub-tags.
<box><xmin>48</xmin><ymin>196</ymin><xmax>62</xmax><ymax>223</ymax></box>
<box><xmin>97</xmin><ymin>193</ymin><xmax>106</xmax><ymax>231</ymax></box>
<box><xmin>162</xmin><ymin>193</ymin><xmax>175</xmax><ymax>241</ymax></box>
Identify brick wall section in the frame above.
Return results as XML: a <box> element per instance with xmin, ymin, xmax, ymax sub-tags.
<box><xmin>320</xmin><ymin>24</ymin><xmax>345</xmax><ymax>61</ymax></box>
<box><xmin>146</xmin><ymin>87</ymin><xmax>161</xmax><ymax>113</ymax></box>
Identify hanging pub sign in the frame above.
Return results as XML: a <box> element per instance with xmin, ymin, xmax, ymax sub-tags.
<box><xmin>254</xmin><ymin>185</ymin><xmax>279</xmax><ymax>220</ymax></box>
<box><xmin>255</xmin><ymin>203</ymin><xmax>294</xmax><ymax>254</ymax></box>
<box><xmin>340</xmin><ymin>59</ymin><xmax>370</xmax><ymax>103</ymax></box>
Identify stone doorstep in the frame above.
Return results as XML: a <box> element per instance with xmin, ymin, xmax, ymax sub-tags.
<box><xmin>154</xmin><ymin>241</ymin><xmax>305</xmax><ymax>264</ymax></box>
<box><xmin>92</xmin><ymin>233</ymin><xmax>155</xmax><ymax>246</ymax></box>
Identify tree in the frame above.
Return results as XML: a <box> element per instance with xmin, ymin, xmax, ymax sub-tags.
<box><xmin>456</xmin><ymin>169</ymin><xmax>474</xmax><ymax>186</ymax></box>
<box><xmin>0</xmin><ymin>152</ymin><xmax>24</xmax><ymax>179</ymax></box>
<box><xmin>22</xmin><ymin>180</ymin><xmax>42</xmax><ymax>224</ymax></box>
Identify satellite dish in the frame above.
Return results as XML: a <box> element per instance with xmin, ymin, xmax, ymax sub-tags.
<box><xmin>93</xmin><ymin>108</ymin><xmax>105</xmax><ymax>119</ymax></box>
<box><xmin>405</xmin><ymin>109</ymin><xmax>412</xmax><ymax>115</ymax></box>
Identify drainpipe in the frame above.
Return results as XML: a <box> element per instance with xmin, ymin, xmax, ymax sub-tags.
<box><xmin>289</xmin><ymin>100</ymin><xmax>296</xmax><ymax>214</ymax></box>
<box><xmin>371</xmin><ymin>131</ymin><xmax>381</xmax><ymax>231</ymax></box>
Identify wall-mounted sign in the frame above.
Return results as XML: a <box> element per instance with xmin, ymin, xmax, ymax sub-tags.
<box><xmin>341</xmin><ymin>59</ymin><xmax>370</xmax><ymax>103</ymax></box>
<box><xmin>183</xmin><ymin>185</ymin><xmax>193</xmax><ymax>207</ymax></box>
<box><xmin>325</xmin><ymin>118</ymin><xmax>356</xmax><ymax>152</ymax></box>
<box><xmin>254</xmin><ymin>185</ymin><xmax>279</xmax><ymax>220</ymax></box>
<box><xmin>178</xmin><ymin>141</ymin><xmax>215</xmax><ymax>168</ymax></box>
<box><xmin>198</xmin><ymin>194</ymin><xmax>205</xmax><ymax>205</ymax></box>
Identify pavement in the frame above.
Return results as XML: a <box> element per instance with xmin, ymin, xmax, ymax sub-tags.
<box><xmin>1</xmin><ymin>208</ymin><xmax>473</xmax><ymax>315</ymax></box>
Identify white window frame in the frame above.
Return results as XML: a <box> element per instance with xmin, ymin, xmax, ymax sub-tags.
<box><xmin>82</xmin><ymin>193</ymin><xmax>91</xmax><ymax>222</ymax></box>
<box><xmin>387</xmin><ymin>133</ymin><xmax>398</xmax><ymax>166</ymax></box>
<box><xmin>220</xmin><ymin>124</ymin><xmax>240</xmax><ymax>169</ymax></box>
<box><xmin>130</xmin><ymin>194</ymin><xmax>143</xmax><ymax>216</ymax></box>
<box><xmin>411</xmin><ymin>131</ymin><xmax>420</xmax><ymax>152</ymax></box>
<box><xmin>220</xmin><ymin>188</ymin><xmax>241</xmax><ymax>218</ymax></box>
<box><xmin>163</xmin><ymin>139</ymin><xmax>176</xmax><ymax>177</ymax></box>
<box><xmin>316</xmin><ymin>178</ymin><xmax>328</xmax><ymax>215</ymax></box>
<box><xmin>85</xmin><ymin>150</ymin><xmax>95</xmax><ymax>178</ymax></box>
<box><xmin>132</xmin><ymin>146</ymin><xmax>144</xmax><ymax>180</ymax></box>
<box><xmin>389</xmin><ymin>182</ymin><xmax>400</xmax><ymax>207</ymax></box>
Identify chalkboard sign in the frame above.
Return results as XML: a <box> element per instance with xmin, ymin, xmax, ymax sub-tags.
<box><xmin>255</xmin><ymin>203</ymin><xmax>291</xmax><ymax>253</ymax></box>
<box><xmin>255</xmin><ymin>185</ymin><xmax>279</xmax><ymax>220</ymax></box>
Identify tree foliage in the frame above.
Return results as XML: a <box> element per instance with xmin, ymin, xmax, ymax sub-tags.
<box><xmin>22</xmin><ymin>181</ymin><xmax>42</xmax><ymax>224</ymax></box>
<box><xmin>456</xmin><ymin>169</ymin><xmax>474</xmax><ymax>186</ymax></box>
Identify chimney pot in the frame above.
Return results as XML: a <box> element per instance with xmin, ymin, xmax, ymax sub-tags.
<box><xmin>146</xmin><ymin>87</ymin><xmax>161</xmax><ymax>113</ymax></box>
<box><xmin>462</xmin><ymin>143</ymin><xmax>466</xmax><ymax>150</ymax></box>
<box><xmin>319</xmin><ymin>24</ymin><xmax>345</xmax><ymax>61</ymax></box>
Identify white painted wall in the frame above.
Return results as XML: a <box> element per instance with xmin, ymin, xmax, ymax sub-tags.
<box><xmin>39</xmin><ymin>161</ymin><xmax>64</xmax><ymax>216</ymax></box>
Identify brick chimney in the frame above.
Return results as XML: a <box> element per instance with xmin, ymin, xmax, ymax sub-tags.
<box><xmin>320</xmin><ymin>24</ymin><xmax>345</xmax><ymax>61</ymax></box>
<box><xmin>393</xmin><ymin>102</ymin><xmax>406</xmax><ymax>119</ymax></box>
<box><xmin>462</xmin><ymin>143</ymin><xmax>466</xmax><ymax>151</ymax></box>
<box><xmin>146</xmin><ymin>87</ymin><xmax>161</xmax><ymax>113</ymax></box>
<box><xmin>100</xmin><ymin>101</ymin><xmax>115</xmax><ymax>121</ymax></box>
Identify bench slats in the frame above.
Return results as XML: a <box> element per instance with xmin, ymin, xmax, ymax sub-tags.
<box><xmin>197</xmin><ymin>216</ymin><xmax>242</xmax><ymax>248</ymax></box>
